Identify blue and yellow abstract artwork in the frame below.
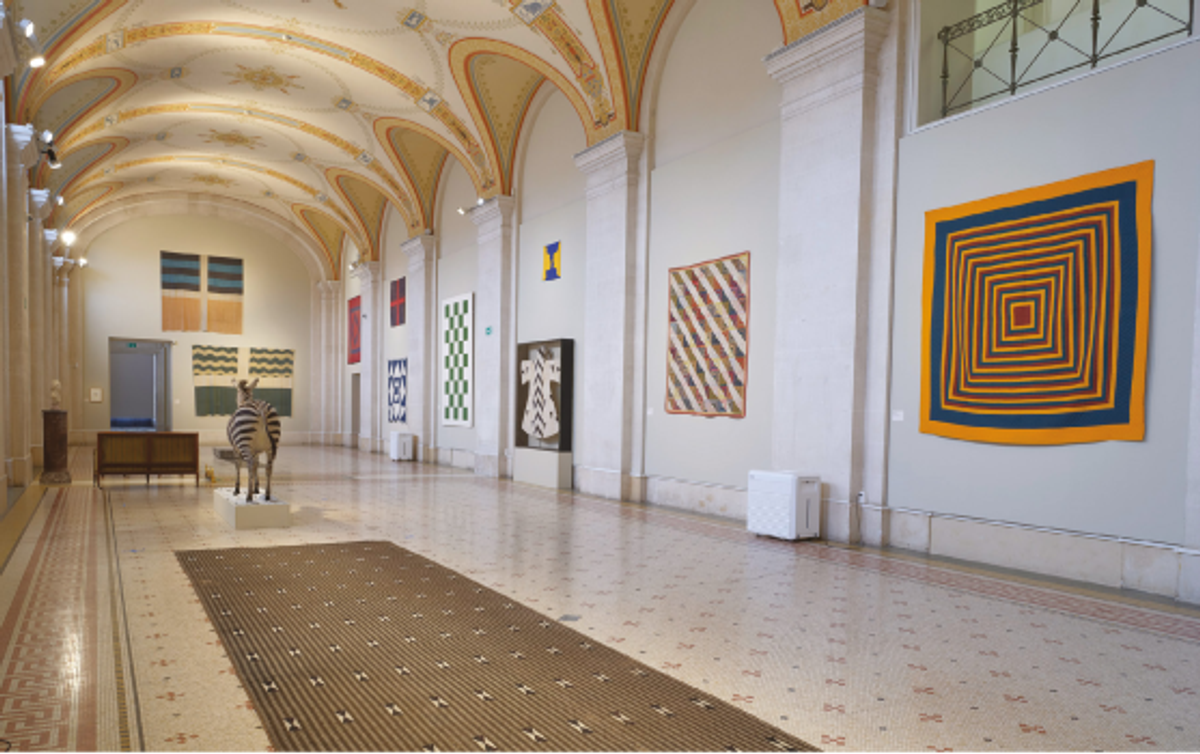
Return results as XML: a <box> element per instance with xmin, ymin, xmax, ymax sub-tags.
<box><xmin>543</xmin><ymin>241</ymin><xmax>561</xmax><ymax>282</ymax></box>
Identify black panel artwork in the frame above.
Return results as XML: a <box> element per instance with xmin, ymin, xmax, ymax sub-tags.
<box><xmin>515</xmin><ymin>339</ymin><xmax>573</xmax><ymax>452</ymax></box>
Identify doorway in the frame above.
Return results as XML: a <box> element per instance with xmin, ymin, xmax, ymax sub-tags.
<box><xmin>109</xmin><ymin>339</ymin><xmax>172</xmax><ymax>430</ymax></box>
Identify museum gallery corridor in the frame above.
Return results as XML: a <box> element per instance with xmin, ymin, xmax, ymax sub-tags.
<box><xmin>0</xmin><ymin>446</ymin><xmax>1197</xmax><ymax>752</ymax></box>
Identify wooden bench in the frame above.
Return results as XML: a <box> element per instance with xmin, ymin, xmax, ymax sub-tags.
<box><xmin>94</xmin><ymin>432</ymin><xmax>200</xmax><ymax>487</ymax></box>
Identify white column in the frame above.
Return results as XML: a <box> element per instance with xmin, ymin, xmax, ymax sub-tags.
<box><xmin>469</xmin><ymin>196</ymin><xmax>516</xmax><ymax>478</ymax></box>
<box><xmin>351</xmin><ymin>262</ymin><xmax>383</xmax><ymax>453</ymax></box>
<box><xmin>53</xmin><ymin>260</ymin><xmax>76</xmax><ymax>437</ymax></box>
<box><xmin>1183</xmin><ymin>226</ymin><xmax>1200</xmax><ymax>603</ymax></box>
<box><xmin>402</xmin><ymin>234</ymin><xmax>437</xmax><ymax>462</ymax></box>
<box><xmin>27</xmin><ymin>189</ymin><xmax>49</xmax><ymax>467</ymax></box>
<box><xmin>310</xmin><ymin>281</ymin><xmax>344</xmax><ymax>446</ymax></box>
<box><xmin>68</xmin><ymin>260</ymin><xmax>84</xmax><ymax>437</ymax></box>
<box><xmin>44</xmin><ymin>231</ymin><xmax>59</xmax><ymax>407</ymax></box>
<box><xmin>6</xmin><ymin>124</ymin><xmax>37</xmax><ymax>484</ymax></box>
<box><xmin>573</xmin><ymin>131</ymin><xmax>646</xmax><ymax>501</ymax></box>
<box><xmin>765</xmin><ymin>6</ymin><xmax>897</xmax><ymax>544</ymax></box>
<box><xmin>0</xmin><ymin>102</ymin><xmax>8</xmax><ymax>494</ymax></box>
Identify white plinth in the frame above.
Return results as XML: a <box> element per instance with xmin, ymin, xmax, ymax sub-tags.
<box><xmin>513</xmin><ymin>448</ymin><xmax>573</xmax><ymax>490</ymax></box>
<box><xmin>213</xmin><ymin>487</ymin><xmax>291</xmax><ymax>529</ymax></box>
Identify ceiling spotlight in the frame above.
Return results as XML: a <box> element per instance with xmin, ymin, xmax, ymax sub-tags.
<box><xmin>47</xmin><ymin>149</ymin><xmax>61</xmax><ymax>169</ymax></box>
<box><xmin>476</xmin><ymin>197</ymin><xmax>484</xmax><ymax>206</ymax></box>
<box><xmin>41</xmin><ymin>129</ymin><xmax>53</xmax><ymax>143</ymax></box>
<box><xmin>30</xmin><ymin>55</ymin><xmax>45</xmax><ymax>68</ymax></box>
<box><xmin>19</xmin><ymin>19</ymin><xmax>34</xmax><ymax>38</ymax></box>
<box><xmin>61</xmin><ymin>230</ymin><xmax>77</xmax><ymax>246</ymax></box>
<box><xmin>456</xmin><ymin>207</ymin><xmax>465</xmax><ymax>215</ymax></box>
<box><xmin>79</xmin><ymin>258</ymin><xmax>88</xmax><ymax>267</ymax></box>
<box><xmin>56</xmin><ymin>195</ymin><xmax>64</xmax><ymax>206</ymax></box>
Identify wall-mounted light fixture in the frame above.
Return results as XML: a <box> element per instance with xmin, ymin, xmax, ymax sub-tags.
<box><xmin>61</xmin><ymin>229</ymin><xmax>77</xmax><ymax>247</ymax></box>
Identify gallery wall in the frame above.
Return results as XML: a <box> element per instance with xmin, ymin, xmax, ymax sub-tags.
<box><xmin>435</xmin><ymin>160</ymin><xmax>482</xmax><ymax>452</ymax></box>
<box><xmin>889</xmin><ymin>40</ymin><xmax>1200</xmax><ymax>545</ymax></box>
<box><xmin>643</xmin><ymin>0</ymin><xmax>782</xmax><ymax>489</ymax></box>
<box><xmin>515</xmin><ymin>89</ymin><xmax>588</xmax><ymax>452</ymax></box>
<box><xmin>81</xmin><ymin>213</ymin><xmax>313</xmax><ymax>438</ymax></box>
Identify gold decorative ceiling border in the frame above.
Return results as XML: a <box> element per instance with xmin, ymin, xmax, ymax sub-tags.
<box><xmin>773</xmin><ymin>0</ymin><xmax>868</xmax><ymax>46</ymax></box>
<box><xmin>585</xmin><ymin>0</ymin><xmax>676</xmax><ymax>133</ymax></box>
<box><xmin>26</xmin><ymin>67</ymin><xmax>137</xmax><ymax>149</ymax></box>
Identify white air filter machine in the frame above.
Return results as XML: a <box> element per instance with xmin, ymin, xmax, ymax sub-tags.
<box><xmin>747</xmin><ymin>471</ymin><xmax>820</xmax><ymax>540</ymax></box>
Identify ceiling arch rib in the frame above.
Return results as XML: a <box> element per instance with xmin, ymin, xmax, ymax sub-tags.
<box><xmin>39</xmin><ymin>136</ymin><xmax>127</xmax><ymax>205</ymax></box>
<box><xmin>294</xmin><ymin>205</ymin><xmax>349</xmax><ymax>278</ymax></box>
<box><xmin>27</xmin><ymin>68</ymin><xmax>137</xmax><ymax>153</ymax></box>
<box><xmin>450</xmin><ymin>39</ymin><xmax>598</xmax><ymax>196</ymax></box>
<box><xmin>327</xmin><ymin>168</ymin><xmax>399</xmax><ymax>263</ymax></box>
<box><xmin>374</xmin><ymin>120</ymin><xmax>456</xmax><ymax>233</ymax></box>
<box><xmin>585</xmin><ymin>0</ymin><xmax>676</xmax><ymax>133</ymax></box>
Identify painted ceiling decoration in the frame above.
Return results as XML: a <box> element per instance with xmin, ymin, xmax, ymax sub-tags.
<box><xmin>11</xmin><ymin>0</ymin><xmax>850</xmax><ymax>279</ymax></box>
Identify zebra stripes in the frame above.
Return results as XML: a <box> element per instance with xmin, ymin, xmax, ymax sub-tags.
<box><xmin>226</xmin><ymin>379</ymin><xmax>282</xmax><ymax>502</ymax></box>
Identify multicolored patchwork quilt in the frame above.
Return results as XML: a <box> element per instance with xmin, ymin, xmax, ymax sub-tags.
<box><xmin>665</xmin><ymin>252</ymin><xmax>750</xmax><ymax>418</ymax></box>
<box><xmin>921</xmin><ymin>161</ymin><xmax>1153</xmax><ymax>444</ymax></box>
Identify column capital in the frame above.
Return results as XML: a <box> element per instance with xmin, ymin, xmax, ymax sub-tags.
<box><xmin>468</xmin><ymin>195</ymin><xmax>515</xmax><ymax>229</ymax></box>
<box><xmin>349</xmin><ymin>259</ymin><xmax>381</xmax><ymax>285</ymax></box>
<box><xmin>54</xmin><ymin>258</ymin><xmax>77</xmax><ymax>284</ymax></box>
<box><xmin>316</xmin><ymin>279</ymin><xmax>343</xmax><ymax>300</ymax></box>
<box><xmin>764</xmin><ymin>6</ymin><xmax>889</xmax><ymax>119</ymax></box>
<box><xmin>402</xmin><ymin>233</ymin><xmax>436</xmax><ymax>268</ymax></box>
<box><xmin>30</xmin><ymin>188</ymin><xmax>51</xmax><ymax>219</ymax></box>
<box><xmin>44</xmin><ymin>229</ymin><xmax>59</xmax><ymax>248</ymax></box>
<box><xmin>574</xmin><ymin>131</ymin><xmax>645</xmax><ymax>182</ymax></box>
<box><xmin>8</xmin><ymin>123</ymin><xmax>39</xmax><ymax>168</ymax></box>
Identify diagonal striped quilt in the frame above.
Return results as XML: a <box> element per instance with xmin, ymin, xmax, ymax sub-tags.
<box><xmin>665</xmin><ymin>252</ymin><xmax>750</xmax><ymax>418</ymax></box>
<box><xmin>193</xmin><ymin>345</ymin><xmax>239</xmax><ymax>416</ymax></box>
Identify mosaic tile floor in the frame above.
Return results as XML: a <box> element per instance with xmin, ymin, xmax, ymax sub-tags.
<box><xmin>1</xmin><ymin>446</ymin><xmax>1199</xmax><ymax>752</ymax></box>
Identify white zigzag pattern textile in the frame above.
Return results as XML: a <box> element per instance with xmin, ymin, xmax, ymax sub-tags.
<box><xmin>520</xmin><ymin>348</ymin><xmax>560</xmax><ymax>440</ymax></box>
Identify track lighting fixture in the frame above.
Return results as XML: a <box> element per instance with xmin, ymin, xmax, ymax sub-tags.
<box><xmin>19</xmin><ymin>18</ymin><xmax>34</xmax><ymax>38</ymax></box>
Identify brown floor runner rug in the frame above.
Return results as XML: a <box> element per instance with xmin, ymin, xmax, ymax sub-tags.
<box><xmin>177</xmin><ymin>541</ymin><xmax>818</xmax><ymax>752</ymax></box>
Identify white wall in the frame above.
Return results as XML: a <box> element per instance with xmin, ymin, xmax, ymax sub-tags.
<box><xmin>435</xmin><ymin>160</ymin><xmax>480</xmax><ymax>451</ymax></box>
<box><xmin>81</xmin><ymin>214</ymin><xmax>312</xmax><ymax>438</ymax></box>
<box><xmin>643</xmin><ymin>0</ymin><xmax>782</xmax><ymax>488</ymax></box>
<box><xmin>890</xmin><ymin>40</ymin><xmax>1200</xmax><ymax>545</ymax></box>
<box><xmin>516</xmin><ymin>89</ymin><xmax>588</xmax><ymax>450</ymax></box>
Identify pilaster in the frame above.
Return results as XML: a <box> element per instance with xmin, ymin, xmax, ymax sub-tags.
<box><xmin>6</xmin><ymin>125</ymin><xmax>37</xmax><ymax>484</ymax></box>
<box><xmin>0</xmin><ymin>104</ymin><xmax>7</xmax><ymax>493</ymax></box>
<box><xmin>351</xmin><ymin>262</ymin><xmax>383</xmax><ymax>453</ymax></box>
<box><xmin>402</xmin><ymin>234</ymin><xmax>437</xmax><ymax>463</ymax></box>
<box><xmin>27</xmin><ymin>191</ymin><xmax>49</xmax><ymax>466</ymax></box>
<box><xmin>573</xmin><ymin>130</ymin><xmax>646</xmax><ymax>501</ymax></box>
<box><xmin>469</xmin><ymin>196</ymin><xmax>516</xmax><ymax>478</ymax></box>
<box><xmin>311</xmin><ymin>280</ymin><xmax>344</xmax><ymax>446</ymax></box>
<box><xmin>44</xmin><ymin>231</ymin><xmax>58</xmax><ymax>395</ymax></box>
<box><xmin>52</xmin><ymin>259</ymin><xmax>75</xmax><ymax>438</ymax></box>
<box><xmin>765</xmin><ymin>7</ymin><xmax>896</xmax><ymax>544</ymax></box>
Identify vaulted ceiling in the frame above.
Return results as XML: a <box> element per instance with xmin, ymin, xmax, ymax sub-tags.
<box><xmin>7</xmin><ymin>0</ymin><xmax>837</xmax><ymax>279</ymax></box>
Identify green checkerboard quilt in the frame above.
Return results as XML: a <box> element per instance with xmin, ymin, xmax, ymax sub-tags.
<box><xmin>441</xmin><ymin>293</ymin><xmax>473</xmax><ymax>426</ymax></box>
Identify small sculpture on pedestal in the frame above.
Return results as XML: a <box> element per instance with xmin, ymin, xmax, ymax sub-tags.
<box><xmin>50</xmin><ymin>379</ymin><xmax>63</xmax><ymax>409</ymax></box>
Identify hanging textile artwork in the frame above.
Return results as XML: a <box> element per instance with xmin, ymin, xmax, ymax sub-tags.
<box><xmin>664</xmin><ymin>252</ymin><xmax>751</xmax><ymax>418</ymax></box>
<box><xmin>207</xmin><ymin>256</ymin><xmax>244</xmax><ymax>334</ymax></box>
<box><xmin>921</xmin><ymin>161</ymin><xmax>1153</xmax><ymax>445</ymax></box>
<box><xmin>441</xmin><ymin>293</ymin><xmax>473</xmax><ymax>427</ymax></box>
<box><xmin>348</xmin><ymin>296</ymin><xmax>362</xmax><ymax>365</ymax></box>
<box><xmin>543</xmin><ymin>241</ymin><xmax>561</xmax><ymax>281</ymax></box>
<box><xmin>161</xmin><ymin>252</ymin><xmax>202</xmax><ymax>332</ymax></box>
<box><xmin>388</xmin><ymin>358</ymin><xmax>408</xmax><ymax>423</ymax></box>
<box><xmin>249</xmin><ymin>348</ymin><xmax>294</xmax><ymax>417</ymax></box>
<box><xmin>390</xmin><ymin>277</ymin><xmax>406</xmax><ymax>327</ymax></box>
<box><xmin>193</xmin><ymin>345</ymin><xmax>239</xmax><ymax>416</ymax></box>
<box><xmin>515</xmin><ymin>339</ymin><xmax>574</xmax><ymax>451</ymax></box>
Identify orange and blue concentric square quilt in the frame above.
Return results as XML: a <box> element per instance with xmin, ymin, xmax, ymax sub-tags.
<box><xmin>921</xmin><ymin>162</ymin><xmax>1153</xmax><ymax>445</ymax></box>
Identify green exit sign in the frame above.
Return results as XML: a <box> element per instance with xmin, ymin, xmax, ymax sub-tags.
<box><xmin>127</xmin><ymin>342</ymin><xmax>137</xmax><ymax>348</ymax></box>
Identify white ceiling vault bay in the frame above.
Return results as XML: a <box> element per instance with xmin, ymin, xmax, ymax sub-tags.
<box><xmin>12</xmin><ymin>0</ymin><xmax>673</xmax><ymax>280</ymax></box>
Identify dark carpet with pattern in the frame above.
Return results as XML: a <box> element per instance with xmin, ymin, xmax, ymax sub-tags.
<box><xmin>176</xmin><ymin>541</ymin><xmax>818</xmax><ymax>752</ymax></box>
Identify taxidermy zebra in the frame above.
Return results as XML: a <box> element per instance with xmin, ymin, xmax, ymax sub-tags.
<box><xmin>227</xmin><ymin>378</ymin><xmax>281</xmax><ymax>502</ymax></box>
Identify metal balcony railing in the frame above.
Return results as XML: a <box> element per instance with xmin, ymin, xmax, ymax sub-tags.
<box><xmin>938</xmin><ymin>0</ymin><xmax>1194</xmax><ymax>118</ymax></box>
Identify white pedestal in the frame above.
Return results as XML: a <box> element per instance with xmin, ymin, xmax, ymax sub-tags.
<box><xmin>513</xmin><ymin>448</ymin><xmax>573</xmax><ymax>490</ymax></box>
<box><xmin>213</xmin><ymin>487</ymin><xmax>291</xmax><ymax>529</ymax></box>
